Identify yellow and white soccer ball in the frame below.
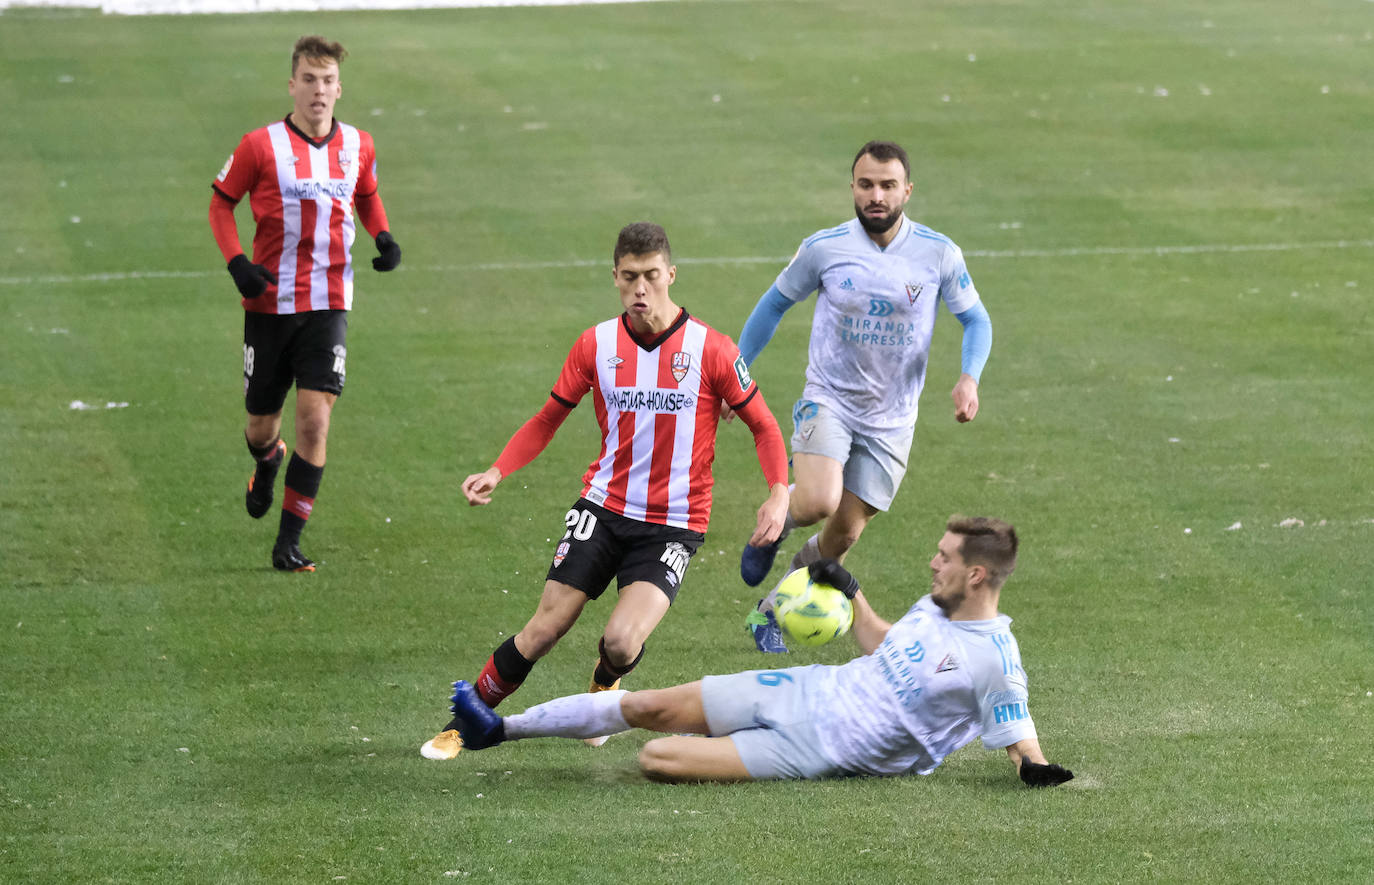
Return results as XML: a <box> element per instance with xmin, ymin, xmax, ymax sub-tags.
<box><xmin>772</xmin><ymin>567</ymin><xmax>854</xmax><ymax>647</ymax></box>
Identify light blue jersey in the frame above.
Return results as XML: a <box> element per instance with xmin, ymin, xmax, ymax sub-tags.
<box><xmin>774</xmin><ymin>217</ymin><xmax>982</xmax><ymax>437</ymax></box>
<box><xmin>810</xmin><ymin>595</ymin><xmax>1036</xmax><ymax>777</ymax></box>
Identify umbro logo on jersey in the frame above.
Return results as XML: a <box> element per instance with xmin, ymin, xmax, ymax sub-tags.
<box><xmin>906</xmin><ymin>282</ymin><xmax>924</xmax><ymax>305</ymax></box>
<box><xmin>607</xmin><ymin>356</ymin><xmax>624</xmax><ymax>367</ymax></box>
<box><xmin>935</xmin><ymin>654</ymin><xmax>959</xmax><ymax>673</ymax></box>
<box><xmin>839</xmin><ymin>278</ymin><xmax>855</xmax><ymax>291</ymax></box>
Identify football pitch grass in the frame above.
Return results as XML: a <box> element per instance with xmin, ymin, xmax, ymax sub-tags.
<box><xmin>2</xmin><ymin>0</ymin><xmax>1371</xmax><ymax>881</ymax></box>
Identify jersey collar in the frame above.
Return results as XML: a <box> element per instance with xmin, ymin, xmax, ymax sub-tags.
<box><xmin>284</xmin><ymin>114</ymin><xmax>339</xmax><ymax>149</ymax></box>
<box><xmin>621</xmin><ymin>307</ymin><xmax>689</xmax><ymax>352</ymax></box>
<box><xmin>856</xmin><ymin>215</ymin><xmax>911</xmax><ymax>253</ymax></box>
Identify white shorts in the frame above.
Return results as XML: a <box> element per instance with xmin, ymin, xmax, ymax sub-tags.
<box><xmin>790</xmin><ymin>400</ymin><xmax>913</xmax><ymax>512</ymax></box>
<box><xmin>700</xmin><ymin>666</ymin><xmax>844</xmax><ymax>781</ymax></box>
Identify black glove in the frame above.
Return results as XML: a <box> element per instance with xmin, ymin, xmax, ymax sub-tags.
<box><xmin>808</xmin><ymin>558</ymin><xmax>859</xmax><ymax>599</ymax></box>
<box><xmin>1019</xmin><ymin>760</ymin><xmax>1074</xmax><ymax>788</ymax></box>
<box><xmin>227</xmin><ymin>254</ymin><xmax>276</xmax><ymax>298</ymax></box>
<box><xmin>372</xmin><ymin>231</ymin><xmax>401</xmax><ymax>271</ymax></box>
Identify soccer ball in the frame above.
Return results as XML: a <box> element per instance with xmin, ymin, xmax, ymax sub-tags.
<box><xmin>772</xmin><ymin>567</ymin><xmax>854</xmax><ymax>647</ymax></box>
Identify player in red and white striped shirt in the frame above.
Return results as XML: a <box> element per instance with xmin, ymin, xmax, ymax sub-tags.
<box><xmin>208</xmin><ymin>35</ymin><xmax>402</xmax><ymax>573</ymax></box>
<box><xmin>421</xmin><ymin>222</ymin><xmax>790</xmax><ymax>760</ymax></box>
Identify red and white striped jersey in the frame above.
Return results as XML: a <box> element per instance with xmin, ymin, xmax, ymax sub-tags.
<box><xmin>213</xmin><ymin>118</ymin><xmax>379</xmax><ymax>314</ymax></box>
<box><xmin>552</xmin><ymin>311</ymin><xmax>761</xmax><ymax>533</ymax></box>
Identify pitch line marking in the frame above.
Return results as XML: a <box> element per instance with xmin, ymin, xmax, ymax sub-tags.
<box><xmin>2</xmin><ymin>239</ymin><xmax>1371</xmax><ymax>286</ymax></box>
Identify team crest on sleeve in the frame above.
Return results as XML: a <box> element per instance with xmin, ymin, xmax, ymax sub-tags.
<box><xmin>670</xmin><ymin>351</ymin><xmax>692</xmax><ymax>382</ymax></box>
<box><xmin>733</xmin><ymin>355</ymin><xmax>752</xmax><ymax>391</ymax></box>
<box><xmin>216</xmin><ymin>154</ymin><xmax>234</xmax><ymax>182</ymax></box>
<box><xmin>906</xmin><ymin>282</ymin><xmax>924</xmax><ymax>305</ymax></box>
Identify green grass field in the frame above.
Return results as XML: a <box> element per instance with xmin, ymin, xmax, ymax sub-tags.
<box><xmin>2</xmin><ymin>0</ymin><xmax>1372</xmax><ymax>881</ymax></box>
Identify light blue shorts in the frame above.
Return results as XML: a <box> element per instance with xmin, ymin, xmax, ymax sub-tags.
<box><xmin>701</xmin><ymin>666</ymin><xmax>843</xmax><ymax>781</ymax></box>
<box><xmin>790</xmin><ymin>400</ymin><xmax>913</xmax><ymax>512</ymax></box>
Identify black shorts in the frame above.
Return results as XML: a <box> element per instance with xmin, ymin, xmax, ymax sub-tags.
<box><xmin>545</xmin><ymin>499</ymin><xmax>704</xmax><ymax>603</ymax></box>
<box><xmin>243</xmin><ymin>310</ymin><xmax>348</xmax><ymax>416</ymax></box>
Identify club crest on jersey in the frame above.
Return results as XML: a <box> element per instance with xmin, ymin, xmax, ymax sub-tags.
<box><xmin>670</xmin><ymin>351</ymin><xmax>692</xmax><ymax>382</ymax></box>
<box><xmin>906</xmin><ymin>282</ymin><xmax>924</xmax><ymax>305</ymax></box>
<box><xmin>935</xmin><ymin>653</ymin><xmax>959</xmax><ymax>673</ymax></box>
<box><xmin>337</xmin><ymin>149</ymin><xmax>353</xmax><ymax>168</ymax></box>
<box><xmin>552</xmin><ymin>541</ymin><xmax>571</xmax><ymax>568</ymax></box>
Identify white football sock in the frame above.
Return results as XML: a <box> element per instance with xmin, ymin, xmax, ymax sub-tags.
<box><xmin>503</xmin><ymin>689</ymin><xmax>630</xmax><ymax>741</ymax></box>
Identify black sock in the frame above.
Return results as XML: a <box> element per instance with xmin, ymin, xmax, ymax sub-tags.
<box><xmin>593</xmin><ymin>637</ymin><xmax>645</xmax><ymax>687</ymax></box>
<box><xmin>246</xmin><ymin>433</ymin><xmax>282</xmax><ymax>462</ymax></box>
<box><xmin>277</xmin><ymin>453</ymin><xmax>323</xmax><ymax>547</ymax></box>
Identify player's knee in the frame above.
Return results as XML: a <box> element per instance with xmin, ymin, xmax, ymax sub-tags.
<box><xmin>620</xmin><ymin>689</ymin><xmax>670</xmax><ymax>730</ymax></box>
<box><xmin>637</xmin><ymin>738</ymin><xmax>683</xmax><ymax>782</ymax></box>
<box><xmin>791</xmin><ymin>490</ymin><xmax>840</xmax><ymax>525</ymax></box>
<box><xmin>598</xmin><ymin>631</ymin><xmax>642</xmax><ymax>669</ymax></box>
<box><xmin>295</xmin><ymin>414</ymin><xmax>330</xmax><ymax>448</ymax></box>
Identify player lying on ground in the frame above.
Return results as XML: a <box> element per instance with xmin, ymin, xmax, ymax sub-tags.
<box><xmin>442</xmin><ymin>516</ymin><xmax>1074</xmax><ymax>786</ymax></box>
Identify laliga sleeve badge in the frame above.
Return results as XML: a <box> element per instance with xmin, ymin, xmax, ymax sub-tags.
<box><xmin>733</xmin><ymin>355</ymin><xmax>752</xmax><ymax>392</ymax></box>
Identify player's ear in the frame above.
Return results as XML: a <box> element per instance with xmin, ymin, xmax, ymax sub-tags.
<box><xmin>666</xmin><ymin>265</ymin><xmax>676</xmax><ymax>285</ymax></box>
<box><xmin>967</xmin><ymin>563</ymin><xmax>988</xmax><ymax>588</ymax></box>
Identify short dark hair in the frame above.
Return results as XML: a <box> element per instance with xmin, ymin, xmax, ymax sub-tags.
<box><xmin>947</xmin><ymin>515</ymin><xmax>1018</xmax><ymax>587</ymax></box>
<box><xmin>292</xmin><ymin>35</ymin><xmax>347</xmax><ymax>75</ymax></box>
<box><xmin>852</xmin><ymin>140</ymin><xmax>910</xmax><ymax>180</ymax></box>
<box><xmin>614</xmin><ymin>222</ymin><xmax>672</xmax><ymax>265</ymax></box>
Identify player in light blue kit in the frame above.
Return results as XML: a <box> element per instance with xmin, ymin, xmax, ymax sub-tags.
<box><xmin>442</xmin><ymin>516</ymin><xmax>1074</xmax><ymax>788</ymax></box>
<box><xmin>734</xmin><ymin>140</ymin><xmax>994</xmax><ymax>652</ymax></box>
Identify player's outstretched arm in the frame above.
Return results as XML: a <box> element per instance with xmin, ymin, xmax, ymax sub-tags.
<box><xmin>847</xmin><ymin>589</ymin><xmax>891</xmax><ymax>654</ymax></box>
<box><xmin>1006</xmin><ymin>738</ymin><xmax>1074</xmax><ymax>787</ymax></box>
<box><xmin>461</xmin><ymin>468</ymin><xmax>502</xmax><ymax>506</ymax></box>
<box><xmin>808</xmin><ymin>560</ymin><xmax>891</xmax><ymax>653</ymax></box>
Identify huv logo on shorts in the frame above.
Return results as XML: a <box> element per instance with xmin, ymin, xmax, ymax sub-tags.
<box><xmin>332</xmin><ymin>344</ymin><xmax>347</xmax><ymax>377</ymax></box>
<box><xmin>660</xmin><ymin>542</ymin><xmax>690</xmax><ymax>581</ymax></box>
<box><xmin>552</xmin><ymin>541</ymin><xmax>571</xmax><ymax>568</ymax></box>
